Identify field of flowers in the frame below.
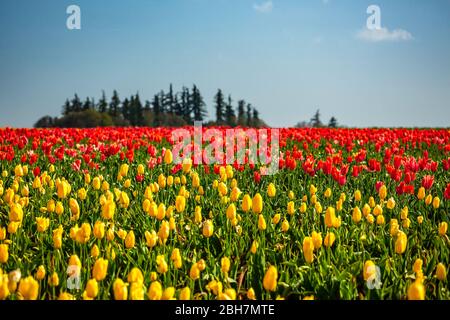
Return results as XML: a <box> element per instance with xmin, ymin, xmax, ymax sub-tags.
<box><xmin>0</xmin><ymin>127</ymin><xmax>449</xmax><ymax>300</ymax></box>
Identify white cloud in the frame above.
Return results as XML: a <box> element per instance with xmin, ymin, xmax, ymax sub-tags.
<box><xmin>253</xmin><ymin>1</ymin><xmax>273</xmax><ymax>14</ymax></box>
<box><xmin>356</xmin><ymin>27</ymin><xmax>413</xmax><ymax>42</ymax></box>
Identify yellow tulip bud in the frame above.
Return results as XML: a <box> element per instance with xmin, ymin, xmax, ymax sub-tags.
<box><xmin>324</xmin><ymin>232</ymin><xmax>336</xmax><ymax>247</ymax></box>
<box><xmin>252</xmin><ymin>193</ymin><xmax>263</xmax><ymax>214</ymax></box>
<box><xmin>267</xmin><ymin>183</ymin><xmax>276</xmax><ymax>198</ymax></box>
<box><xmin>263</xmin><ymin>266</ymin><xmax>278</xmax><ymax>292</ymax></box>
<box><xmin>92</xmin><ymin>258</ymin><xmax>108</xmax><ymax>281</ymax></box>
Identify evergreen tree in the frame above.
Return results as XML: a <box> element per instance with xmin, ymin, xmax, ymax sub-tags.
<box><xmin>328</xmin><ymin>116</ymin><xmax>338</xmax><ymax>128</ymax></box>
<box><xmin>122</xmin><ymin>98</ymin><xmax>131</xmax><ymax>124</ymax></box>
<box><xmin>82</xmin><ymin>97</ymin><xmax>92</xmax><ymax>110</ymax></box>
<box><xmin>98</xmin><ymin>91</ymin><xmax>108</xmax><ymax>113</ymax></box>
<box><xmin>152</xmin><ymin>94</ymin><xmax>162</xmax><ymax>126</ymax></box>
<box><xmin>62</xmin><ymin>99</ymin><xmax>72</xmax><ymax>115</ymax></box>
<box><xmin>246</xmin><ymin>103</ymin><xmax>252</xmax><ymax>127</ymax></box>
<box><xmin>180</xmin><ymin>87</ymin><xmax>192</xmax><ymax>124</ymax></box>
<box><xmin>252</xmin><ymin>108</ymin><xmax>260</xmax><ymax>127</ymax></box>
<box><xmin>237</xmin><ymin>100</ymin><xmax>246</xmax><ymax>126</ymax></box>
<box><xmin>225</xmin><ymin>95</ymin><xmax>236</xmax><ymax>126</ymax></box>
<box><xmin>71</xmin><ymin>94</ymin><xmax>82</xmax><ymax>113</ymax></box>
<box><xmin>109</xmin><ymin>90</ymin><xmax>121</xmax><ymax>117</ymax></box>
<box><xmin>166</xmin><ymin>84</ymin><xmax>175</xmax><ymax>114</ymax></box>
<box><xmin>144</xmin><ymin>100</ymin><xmax>151</xmax><ymax>111</ymax></box>
<box><xmin>192</xmin><ymin>85</ymin><xmax>207</xmax><ymax>122</ymax></box>
<box><xmin>214</xmin><ymin>89</ymin><xmax>225</xmax><ymax>125</ymax></box>
<box><xmin>310</xmin><ymin>109</ymin><xmax>323</xmax><ymax>127</ymax></box>
<box><xmin>134</xmin><ymin>93</ymin><xmax>144</xmax><ymax>126</ymax></box>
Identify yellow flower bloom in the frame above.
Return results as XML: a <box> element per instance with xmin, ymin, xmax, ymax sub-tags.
<box><xmin>258</xmin><ymin>214</ymin><xmax>267</xmax><ymax>231</ymax></box>
<box><xmin>379</xmin><ymin>185</ymin><xmax>387</xmax><ymax>200</ymax></box>
<box><xmin>127</xmin><ymin>268</ymin><xmax>144</xmax><ymax>284</ymax></box>
<box><xmin>179</xmin><ymin>287</ymin><xmax>191</xmax><ymax>300</ymax></box>
<box><xmin>252</xmin><ymin>193</ymin><xmax>263</xmax><ymax>214</ymax></box>
<box><xmin>354</xmin><ymin>190</ymin><xmax>362</xmax><ymax>201</ymax></box>
<box><xmin>247</xmin><ymin>288</ymin><xmax>256</xmax><ymax>300</ymax></box>
<box><xmin>125</xmin><ymin>230</ymin><xmax>135</xmax><ymax>249</ymax></box>
<box><xmin>0</xmin><ymin>244</ymin><xmax>9</xmax><ymax>264</ymax></box>
<box><xmin>242</xmin><ymin>194</ymin><xmax>252</xmax><ymax>212</ymax></box>
<box><xmin>267</xmin><ymin>183</ymin><xmax>276</xmax><ymax>198</ymax></box>
<box><xmin>164</xmin><ymin>149</ymin><xmax>173</xmax><ymax>164</ymax></box>
<box><xmin>250</xmin><ymin>240</ymin><xmax>258</xmax><ymax>254</ymax></box>
<box><xmin>407</xmin><ymin>280</ymin><xmax>425</xmax><ymax>300</ymax></box>
<box><xmin>272</xmin><ymin>213</ymin><xmax>281</xmax><ymax>225</ymax></box>
<box><xmin>162</xmin><ymin>287</ymin><xmax>175</xmax><ymax>300</ymax></box>
<box><xmin>436</xmin><ymin>263</ymin><xmax>447</xmax><ymax>281</ymax></box>
<box><xmin>202</xmin><ymin>220</ymin><xmax>214</xmax><ymax>238</ymax></box>
<box><xmin>221</xmin><ymin>257</ymin><xmax>230</xmax><ymax>274</ymax></box>
<box><xmin>148</xmin><ymin>281</ymin><xmax>163</xmax><ymax>300</ymax></box>
<box><xmin>439</xmin><ymin>222</ymin><xmax>448</xmax><ymax>236</ymax></box>
<box><xmin>156</xmin><ymin>255</ymin><xmax>168</xmax><ymax>274</ymax></box>
<box><xmin>386</xmin><ymin>197</ymin><xmax>396</xmax><ymax>210</ymax></box>
<box><xmin>175</xmin><ymin>195</ymin><xmax>186</xmax><ymax>213</ymax></box>
<box><xmin>363</xmin><ymin>260</ymin><xmax>376</xmax><ymax>281</ymax></box>
<box><xmin>35</xmin><ymin>265</ymin><xmax>46</xmax><ymax>280</ymax></box>
<box><xmin>311</xmin><ymin>231</ymin><xmax>322</xmax><ymax>250</ymax></box>
<box><xmin>433</xmin><ymin>197</ymin><xmax>440</xmax><ymax>209</ymax></box>
<box><xmin>417</xmin><ymin>187</ymin><xmax>426</xmax><ymax>200</ymax></box>
<box><xmin>281</xmin><ymin>219</ymin><xmax>289</xmax><ymax>232</ymax></box>
<box><xmin>36</xmin><ymin>217</ymin><xmax>50</xmax><ymax>233</ymax></box>
<box><xmin>92</xmin><ymin>258</ymin><xmax>108</xmax><ymax>281</ymax></box>
<box><xmin>263</xmin><ymin>265</ymin><xmax>278</xmax><ymax>292</ymax></box>
<box><xmin>324</xmin><ymin>232</ymin><xmax>336</xmax><ymax>248</ymax></box>
<box><xmin>113</xmin><ymin>278</ymin><xmax>128</xmax><ymax>300</ymax></box>
<box><xmin>303</xmin><ymin>237</ymin><xmax>314</xmax><ymax>263</ymax></box>
<box><xmin>395</xmin><ymin>231</ymin><xmax>407</xmax><ymax>254</ymax></box>
<box><xmin>18</xmin><ymin>276</ymin><xmax>39</xmax><ymax>300</ymax></box>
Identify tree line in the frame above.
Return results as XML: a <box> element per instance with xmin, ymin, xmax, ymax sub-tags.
<box><xmin>34</xmin><ymin>84</ymin><xmax>266</xmax><ymax>128</ymax></box>
<box><xmin>295</xmin><ymin>109</ymin><xmax>339</xmax><ymax>128</ymax></box>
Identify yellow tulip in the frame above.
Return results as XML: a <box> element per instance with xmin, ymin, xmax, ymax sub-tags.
<box><xmin>436</xmin><ymin>263</ymin><xmax>447</xmax><ymax>281</ymax></box>
<box><xmin>221</xmin><ymin>257</ymin><xmax>231</xmax><ymax>274</ymax></box>
<box><xmin>272</xmin><ymin>213</ymin><xmax>281</xmax><ymax>225</ymax></box>
<box><xmin>175</xmin><ymin>195</ymin><xmax>186</xmax><ymax>213</ymax></box>
<box><xmin>407</xmin><ymin>280</ymin><xmax>425</xmax><ymax>300</ymax></box>
<box><xmin>267</xmin><ymin>183</ymin><xmax>276</xmax><ymax>198</ymax></box>
<box><xmin>263</xmin><ymin>266</ymin><xmax>278</xmax><ymax>291</ymax></box>
<box><xmin>247</xmin><ymin>288</ymin><xmax>256</xmax><ymax>300</ymax></box>
<box><xmin>85</xmin><ymin>279</ymin><xmax>98</xmax><ymax>299</ymax></box>
<box><xmin>113</xmin><ymin>278</ymin><xmax>128</xmax><ymax>300</ymax></box>
<box><xmin>379</xmin><ymin>185</ymin><xmax>387</xmax><ymax>200</ymax></box>
<box><xmin>0</xmin><ymin>244</ymin><xmax>8</xmax><ymax>264</ymax></box>
<box><xmin>413</xmin><ymin>259</ymin><xmax>423</xmax><ymax>274</ymax></box>
<box><xmin>363</xmin><ymin>260</ymin><xmax>376</xmax><ymax>281</ymax></box>
<box><xmin>386</xmin><ymin>197</ymin><xmax>396</xmax><ymax>210</ymax></box>
<box><xmin>324</xmin><ymin>232</ymin><xmax>336</xmax><ymax>247</ymax></box>
<box><xmin>49</xmin><ymin>272</ymin><xmax>59</xmax><ymax>287</ymax></box>
<box><xmin>352</xmin><ymin>207</ymin><xmax>362</xmax><ymax>223</ymax></box>
<box><xmin>250</xmin><ymin>240</ymin><xmax>258</xmax><ymax>254</ymax></box>
<box><xmin>252</xmin><ymin>193</ymin><xmax>263</xmax><ymax>214</ymax></box>
<box><xmin>69</xmin><ymin>198</ymin><xmax>80</xmax><ymax>221</ymax></box>
<box><xmin>373</xmin><ymin>204</ymin><xmax>383</xmax><ymax>216</ymax></box>
<box><xmin>417</xmin><ymin>187</ymin><xmax>426</xmax><ymax>200</ymax></box>
<box><xmin>226</xmin><ymin>204</ymin><xmax>236</xmax><ymax>220</ymax></box>
<box><xmin>311</xmin><ymin>231</ymin><xmax>322</xmax><ymax>250</ymax></box>
<box><xmin>439</xmin><ymin>222</ymin><xmax>448</xmax><ymax>236</ymax></box>
<box><xmin>179</xmin><ymin>287</ymin><xmax>191</xmax><ymax>300</ymax></box>
<box><xmin>162</xmin><ymin>287</ymin><xmax>175</xmax><ymax>300</ymax></box>
<box><xmin>92</xmin><ymin>258</ymin><xmax>108</xmax><ymax>281</ymax></box>
<box><xmin>156</xmin><ymin>255</ymin><xmax>168</xmax><ymax>274</ymax></box>
<box><xmin>18</xmin><ymin>276</ymin><xmax>39</xmax><ymax>300</ymax></box>
<box><xmin>433</xmin><ymin>197</ymin><xmax>440</xmax><ymax>209</ymax></box>
<box><xmin>35</xmin><ymin>265</ymin><xmax>46</xmax><ymax>280</ymax></box>
<box><xmin>164</xmin><ymin>149</ymin><xmax>173</xmax><ymax>164</ymax></box>
<box><xmin>287</xmin><ymin>201</ymin><xmax>295</xmax><ymax>215</ymax></box>
<box><xmin>354</xmin><ymin>190</ymin><xmax>362</xmax><ymax>201</ymax></box>
<box><xmin>303</xmin><ymin>237</ymin><xmax>314</xmax><ymax>263</ymax></box>
<box><xmin>258</xmin><ymin>214</ymin><xmax>266</xmax><ymax>231</ymax></box>
<box><xmin>281</xmin><ymin>219</ymin><xmax>289</xmax><ymax>232</ymax></box>
<box><xmin>242</xmin><ymin>194</ymin><xmax>252</xmax><ymax>212</ymax></box>
<box><xmin>395</xmin><ymin>231</ymin><xmax>407</xmax><ymax>254</ymax></box>
<box><xmin>127</xmin><ymin>268</ymin><xmax>144</xmax><ymax>284</ymax></box>
<box><xmin>202</xmin><ymin>220</ymin><xmax>214</xmax><ymax>238</ymax></box>
<box><xmin>36</xmin><ymin>217</ymin><xmax>50</xmax><ymax>233</ymax></box>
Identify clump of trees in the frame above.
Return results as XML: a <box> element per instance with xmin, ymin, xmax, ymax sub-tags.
<box><xmin>295</xmin><ymin>109</ymin><xmax>339</xmax><ymax>128</ymax></box>
<box><xmin>35</xmin><ymin>85</ymin><xmax>265</xmax><ymax>128</ymax></box>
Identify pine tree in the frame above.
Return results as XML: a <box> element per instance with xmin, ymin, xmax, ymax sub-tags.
<box><xmin>252</xmin><ymin>108</ymin><xmax>260</xmax><ymax>127</ymax></box>
<box><xmin>225</xmin><ymin>95</ymin><xmax>236</xmax><ymax>126</ymax></box>
<box><xmin>152</xmin><ymin>94</ymin><xmax>162</xmax><ymax>126</ymax></box>
<box><xmin>246</xmin><ymin>103</ymin><xmax>252</xmax><ymax>127</ymax></box>
<box><xmin>192</xmin><ymin>85</ymin><xmax>207</xmax><ymax>122</ymax></box>
<box><xmin>134</xmin><ymin>93</ymin><xmax>144</xmax><ymax>126</ymax></box>
<box><xmin>82</xmin><ymin>97</ymin><xmax>92</xmax><ymax>110</ymax></box>
<box><xmin>310</xmin><ymin>109</ymin><xmax>322</xmax><ymax>127</ymax></box>
<box><xmin>237</xmin><ymin>100</ymin><xmax>246</xmax><ymax>126</ymax></box>
<box><xmin>214</xmin><ymin>89</ymin><xmax>225</xmax><ymax>125</ymax></box>
<box><xmin>180</xmin><ymin>87</ymin><xmax>192</xmax><ymax>124</ymax></box>
<box><xmin>328</xmin><ymin>116</ymin><xmax>338</xmax><ymax>128</ymax></box>
<box><xmin>98</xmin><ymin>91</ymin><xmax>108</xmax><ymax>113</ymax></box>
<box><xmin>71</xmin><ymin>94</ymin><xmax>82</xmax><ymax>112</ymax></box>
<box><xmin>122</xmin><ymin>98</ymin><xmax>131</xmax><ymax>124</ymax></box>
<box><xmin>166</xmin><ymin>84</ymin><xmax>175</xmax><ymax>114</ymax></box>
<box><xmin>144</xmin><ymin>100</ymin><xmax>151</xmax><ymax>111</ymax></box>
<box><xmin>62</xmin><ymin>99</ymin><xmax>72</xmax><ymax>115</ymax></box>
<box><xmin>109</xmin><ymin>90</ymin><xmax>121</xmax><ymax>117</ymax></box>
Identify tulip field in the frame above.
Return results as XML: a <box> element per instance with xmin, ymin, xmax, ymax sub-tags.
<box><xmin>0</xmin><ymin>127</ymin><xmax>449</xmax><ymax>300</ymax></box>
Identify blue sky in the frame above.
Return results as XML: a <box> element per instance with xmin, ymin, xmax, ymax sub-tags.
<box><xmin>0</xmin><ymin>0</ymin><xmax>449</xmax><ymax>128</ymax></box>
